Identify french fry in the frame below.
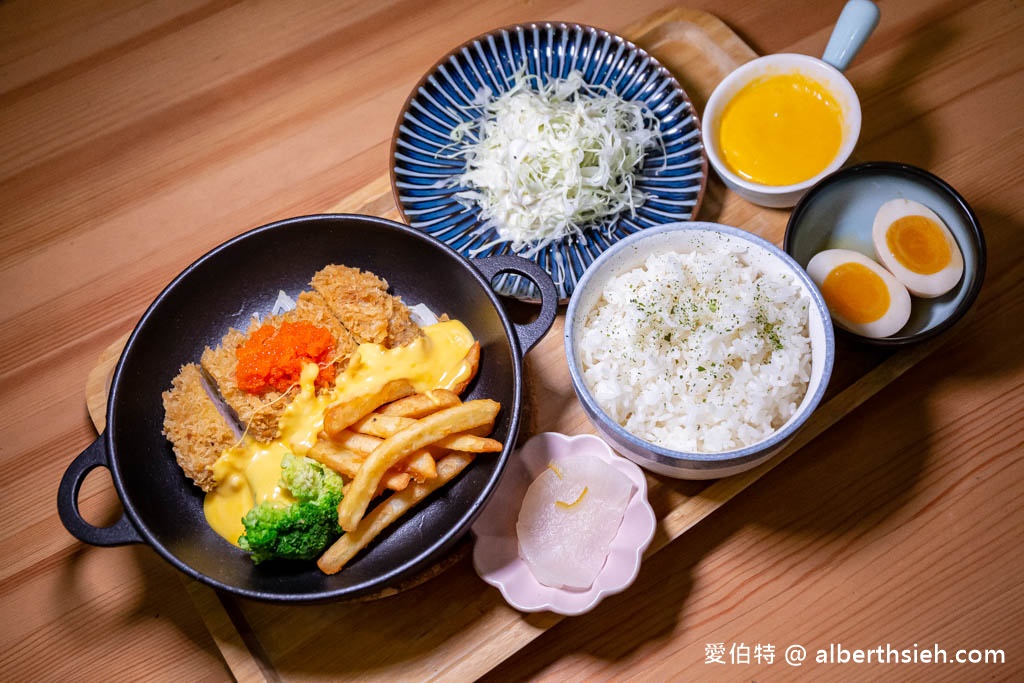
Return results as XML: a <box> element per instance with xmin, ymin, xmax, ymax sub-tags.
<box><xmin>307</xmin><ymin>438</ymin><xmax>362</xmax><ymax>476</ymax></box>
<box><xmin>402</xmin><ymin>451</ymin><xmax>437</xmax><ymax>482</ymax></box>
<box><xmin>331</xmin><ymin>428</ymin><xmax>383</xmax><ymax>455</ymax></box>
<box><xmin>324</xmin><ymin>379</ymin><xmax>416</xmax><ymax>439</ymax></box>
<box><xmin>449</xmin><ymin>341</ymin><xmax>480</xmax><ymax>396</ymax></box>
<box><xmin>377</xmin><ymin>389</ymin><xmax>461</xmax><ymax>418</ymax></box>
<box><xmin>337</xmin><ymin>400</ymin><xmax>500</xmax><ymax>531</ymax></box>
<box><xmin>438</xmin><ymin>434</ymin><xmax>502</xmax><ymax>453</ymax></box>
<box><xmin>374</xmin><ymin>472</ymin><xmax>411</xmax><ymax>496</ymax></box>
<box><xmin>350</xmin><ymin>413</ymin><xmax>501</xmax><ymax>452</ymax></box>
<box><xmin>350</xmin><ymin>413</ymin><xmax>415</xmax><ymax>438</ymax></box>
<box><xmin>318</xmin><ymin>452</ymin><xmax>476</xmax><ymax>574</ymax></box>
<box><xmin>322</xmin><ymin>431</ymin><xmax>438</xmax><ymax>482</ymax></box>
<box><xmin>307</xmin><ymin>439</ymin><xmax>412</xmax><ymax>491</ymax></box>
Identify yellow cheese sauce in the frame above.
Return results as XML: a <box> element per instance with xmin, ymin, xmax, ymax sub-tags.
<box><xmin>202</xmin><ymin>319</ymin><xmax>476</xmax><ymax>545</ymax></box>
<box><xmin>717</xmin><ymin>72</ymin><xmax>844</xmax><ymax>186</ymax></box>
<box><xmin>332</xmin><ymin>319</ymin><xmax>476</xmax><ymax>402</ymax></box>
<box><xmin>204</xmin><ymin>440</ymin><xmax>295</xmax><ymax>544</ymax></box>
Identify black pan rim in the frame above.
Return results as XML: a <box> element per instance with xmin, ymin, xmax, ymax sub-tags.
<box><xmin>104</xmin><ymin>213</ymin><xmax>526</xmax><ymax>603</ymax></box>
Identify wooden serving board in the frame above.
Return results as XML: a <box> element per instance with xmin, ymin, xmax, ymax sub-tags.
<box><xmin>85</xmin><ymin>7</ymin><xmax>950</xmax><ymax>682</ymax></box>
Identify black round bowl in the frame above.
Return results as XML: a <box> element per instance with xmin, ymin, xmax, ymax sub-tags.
<box><xmin>57</xmin><ymin>214</ymin><xmax>557</xmax><ymax>602</ymax></box>
<box><xmin>784</xmin><ymin>162</ymin><xmax>986</xmax><ymax>346</ymax></box>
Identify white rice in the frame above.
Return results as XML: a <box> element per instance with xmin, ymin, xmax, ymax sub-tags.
<box><xmin>579</xmin><ymin>245</ymin><xmax>812</xmax><ymax>453</ymax></box>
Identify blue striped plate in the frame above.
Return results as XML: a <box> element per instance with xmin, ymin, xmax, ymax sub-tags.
<box><xmin>390</xmin><ymin>22</ymin><xmax>707</xmax><ymax>301</ymax></box>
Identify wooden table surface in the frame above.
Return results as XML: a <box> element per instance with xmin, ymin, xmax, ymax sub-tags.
<box><xmin>2</xmin><ymin>0</ymin><xmax>1022</xmax><ymax>680</ymax></box>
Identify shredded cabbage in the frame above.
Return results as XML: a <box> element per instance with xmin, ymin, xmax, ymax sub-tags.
<box><xmin>449</xmin><ymin>71</ymin><xmax>661</xmax><ymax>256</ymax></box>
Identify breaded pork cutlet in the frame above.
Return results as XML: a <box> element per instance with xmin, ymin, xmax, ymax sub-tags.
<box><xmin>165</xmin><ymin>265</ymin><xmax>424</xmax><ymax>486</ymax></box>
<box><xmin>201</xmin><ymin>291</ymin><xmax>359</xmax><ymax>442</ymax></box>
<box><xmin>311</xmin><ymin>265</ymin><xmax>422</xmax><ymax>347</ymax></box>
<box><xmin>162</xmin><ymin>363</ymin><xmax>237</xmax><ymax>492</ymax></box>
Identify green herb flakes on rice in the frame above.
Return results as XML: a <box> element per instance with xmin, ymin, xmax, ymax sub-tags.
<box><xmin>579</xmin><ymin>246</ymin><xmax>812</xmax><ymax>453</ymax></box>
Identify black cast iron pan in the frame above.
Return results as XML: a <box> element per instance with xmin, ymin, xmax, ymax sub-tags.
<box><xmin>57</xmin><ymin>214</ymin><xmax>557</xmax><ymax>603</ymax></box>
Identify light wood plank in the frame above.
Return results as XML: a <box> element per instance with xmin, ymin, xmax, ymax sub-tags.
<box><xmin>4</xmin><ymin>0</ymin><xmax>1022</xmax><ymax>681</ymax></box>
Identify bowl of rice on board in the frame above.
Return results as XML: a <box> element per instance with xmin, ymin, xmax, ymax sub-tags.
<box><xmin>565</xmin><ymin>223</ymin><xmax>835</xmax><ymax>479</ymax></box>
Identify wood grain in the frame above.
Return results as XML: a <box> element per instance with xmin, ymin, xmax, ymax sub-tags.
<box><xmin>76</xmin><ymin>8</ymin><xmax>982</xmax><ymax>681</ymax></box>
<box><xmin>3</xmin><ymin>0</ymin><xmax>1022</xmax><ymax>681</ymax></box>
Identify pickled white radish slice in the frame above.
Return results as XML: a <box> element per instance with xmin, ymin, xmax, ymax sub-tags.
<box><xmin>516</xmin><ymin>453</ymin><xmax>633</xmax><ymax>589</ymax></box>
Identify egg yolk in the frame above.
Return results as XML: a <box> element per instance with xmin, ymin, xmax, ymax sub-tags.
<box><xmin>718</xmin><ymin>72</ymin><xmax>844</xmax><ymax>186</ymax></box>
<box><xmin>820</xmin><ymin>262</ymin><xmax>890</xmax><ymax>324</ymax></box>
<box><xmin>884</xmin><ymin>215</ymin><xmax>951</xmax><ymax>275</ymax></box>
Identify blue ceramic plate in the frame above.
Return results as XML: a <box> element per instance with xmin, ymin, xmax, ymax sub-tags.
<box><xmin>390</xmin><ymin>23</ymin><xmax>707</xmax><ymax>300</ymax></box>
<box><xmin>784</xmin><ymin>162</ymin><xmax>986</xmax><ymax>346</ymax></box>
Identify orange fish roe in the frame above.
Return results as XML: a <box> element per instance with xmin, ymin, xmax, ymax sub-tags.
<box><xmin>235</xmin><ymin>321</ymin><xmax>336</xmax><ymax>394</ymax></box>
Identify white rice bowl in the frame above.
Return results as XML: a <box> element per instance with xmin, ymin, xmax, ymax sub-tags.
<box><xmin>576</xmin><ymin>232</ymin><xmax>814</xmax><ymax>454</ymax></box>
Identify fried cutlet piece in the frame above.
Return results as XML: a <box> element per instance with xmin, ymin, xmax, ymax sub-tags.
<box><xmin>292</xmin><ymin>290</ymin><xmax>360</xmax><ymax>362</ymax></box>
<box><xmin>311</xmin><ymin>265</ymin><xmax>421</xmax><ymax>347</ymax></box>
<box><xmin>201</xmin><ymin>327</ymin><xmax>280</xmax><ymax>441</ymax></box>
<box><xmin>201</xmin><ymin>291</ymin><xmax>360</xmax><ymax>442</ymax></box>
<box><xmin>387</xmin><ymin>295</ymin><xmax>422</xmax><ymax>347</ymax></box>
<box><xmin>162</xmin><ymin>363</ymin><xmax>237</xmax><ymax>492</ymax></box>
<box><xmin>311</xmin><ymin>265</ymin><xmax>391</xmax><ymax>344</ymax></box>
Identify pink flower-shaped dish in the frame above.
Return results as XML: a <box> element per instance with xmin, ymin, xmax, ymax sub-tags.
<box><xmin>471</xmin><ymin>432</ymin><xmax>656</xmax><ymax>616</ymax></box>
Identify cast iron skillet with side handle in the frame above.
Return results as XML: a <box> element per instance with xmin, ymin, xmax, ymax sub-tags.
<box><xmin>57</xmin><ymin>213</ymin><xmax>557</xmax><ymax>603</ymax></box>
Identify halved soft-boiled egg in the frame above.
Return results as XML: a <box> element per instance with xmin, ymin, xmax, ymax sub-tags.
<box><xmin>872</xmin><ymin>199</ymin><xmax>964</xmax><ymax>298</ymax></box>
<box><xmin>806</xmin><ymin>249</ymin><xmax>912</xmax><ymax>338</ymax></box>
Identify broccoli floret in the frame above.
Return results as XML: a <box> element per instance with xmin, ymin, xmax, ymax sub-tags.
<box><xmin>238</xmin><ymin>453</ymin><xmax>344</xmax><ymax>564</ymax></box>
<box><xmin>282</xmin><ymin>451</ymin><xmax>341</xmax><ymax>501</ymax></box>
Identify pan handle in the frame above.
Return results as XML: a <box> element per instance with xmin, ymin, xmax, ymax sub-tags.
<box><xmin>57</xmin><ymin>436</ymin><xmax>143</xmax><ymax>546</ymax></box>
<box><xmin>472</xmin><ymin>255</ymin><xmax>558</xmax><ymax>355</ymax></box>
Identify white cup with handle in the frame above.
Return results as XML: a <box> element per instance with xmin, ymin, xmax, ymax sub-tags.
<box><xmin>702</xmin><ymin>0</ymin><xmax>881</xmax><ymax>208</ymax></box>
